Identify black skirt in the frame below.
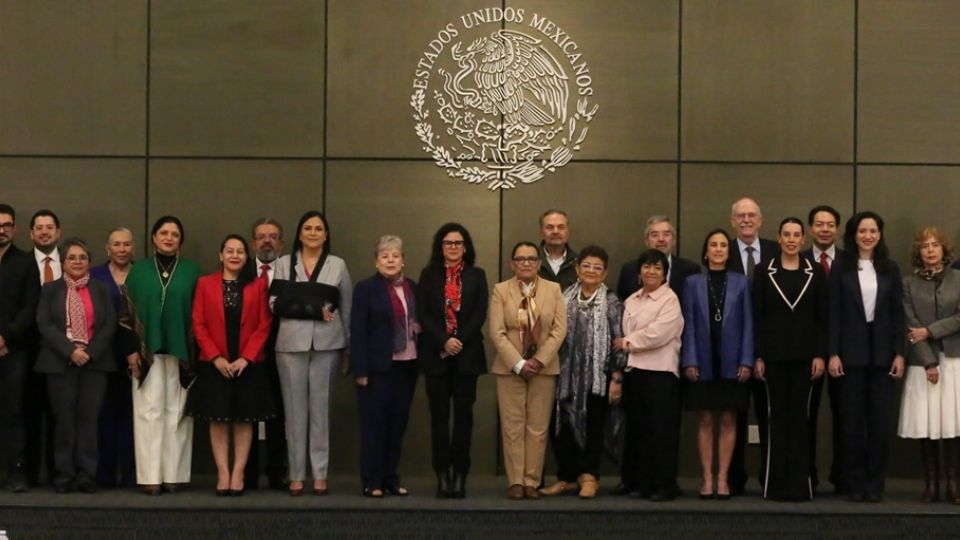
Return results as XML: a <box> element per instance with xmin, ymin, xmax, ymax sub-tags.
<box><xmin>186</xmin><ymin>361</ymin><xmax>279</xmax><ymax>422</ymax></box>
<box><xmin>684</xmin><ymin>379</ymin><xmax>750</xmax><ymax>412</ymax></box>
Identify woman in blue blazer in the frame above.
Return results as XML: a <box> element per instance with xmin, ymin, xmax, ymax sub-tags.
<box><xmin>828</xmin><ymin>211</ymin><xmax>905</xmax><ymax>503</ymax></box>
<box><xmin>350</xmin><ymin>235</ymin><xmax>420</xmax><ymax>498</ymax></box>
<box><xmin>681</xmin><ymin>229</ymin><xmax>754</xmax><ymax>500</ymax></box>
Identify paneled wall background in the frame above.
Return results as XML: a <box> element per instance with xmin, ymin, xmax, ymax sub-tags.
<box><xmin>3</xmin><ymin>0</ymin><xmax>960</xmax><ymax>479</ymax></box>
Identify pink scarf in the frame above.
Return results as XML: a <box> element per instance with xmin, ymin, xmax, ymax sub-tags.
<box><xmin>65</xmin><ymin>274</ymin><xmax>91</xmax><ymax>345</ymax></box>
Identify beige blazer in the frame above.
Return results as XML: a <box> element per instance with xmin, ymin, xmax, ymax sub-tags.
<box><xmin>488</xmin><ymin>277</ymin><xmax>567</xmax><ymax>375</ymax></box>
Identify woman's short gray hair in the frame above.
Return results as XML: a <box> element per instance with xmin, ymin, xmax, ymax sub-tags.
<box><xmin>60</xmin><ymin>237</ymin><xmax>92</xmax><ymax>263</ymax></box>
<box><xmin>375</xmin><ymin>235</ymin><xmax>403</xmax><ymax>257</ymax></box>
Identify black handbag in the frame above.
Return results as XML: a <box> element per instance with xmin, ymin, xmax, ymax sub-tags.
<box><xmin>270</xmin><ymin>251</ymin><xmax>341</xmax><ymax>320</ymax></box>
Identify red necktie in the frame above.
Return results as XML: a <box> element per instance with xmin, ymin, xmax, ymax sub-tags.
<box><xmin>43</xmin><ymin>256</ymin><xmax>54</xmax><ymax>284</ymax></box>
<box><xmin>260</xmin><ymin>264</ymin><xmax>271</xmax><ymax>283</ymax></box>
<box><xmin>819</xmin><ymin>252</ymin><xmax>830</xmax><ymax>277</ymax></box>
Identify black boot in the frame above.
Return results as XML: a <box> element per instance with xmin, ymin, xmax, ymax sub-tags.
<box><xmin>436</xmin><ymin>470</ymin><xmax>452</xmax><ymax>499</ymax></box>
<box><xmin>920</xmin><ymin>439</ymin><xmax>940</xmax><ymax>503</ymax></box>
<box><xmin>945</xmin><ymin>439</ymin><xmax>960</xmax><ymax>504</ymax></box>
<box><xmin>451</xmin><ymin>472</ymin><xmax>466</xmax><ymax>499</ymax></box>
<box><xmin>7</xmin><ymin>463</ymin><xmax>28</xmax><ymax>493</ymax></box>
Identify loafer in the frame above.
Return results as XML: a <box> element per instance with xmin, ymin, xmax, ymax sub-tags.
<box><xmin>507</xmin><ymin>484</ymin><xmax>524</xmax><ymax>500</ymax></box>
<box><xmin>523</xmin><ymin>486</ymin><xmax>541</xmax><ymax>499</ymax></box>
<box><xmin>578</xmin><ymin>474</ymin><xmax>598</xmax><ymax>499</ymax></box>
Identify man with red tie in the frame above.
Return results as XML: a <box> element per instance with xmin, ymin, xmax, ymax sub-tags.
<box><xmin>244</xmin><ymin>217</ymin><xmax>288</xmax><ymax>491</ymax></box>
<box><xmin>801</xmin><ymin>205</ymin><xmax>844</xmax><ymax>495</ymax></box>
<box><xmin>25</xmin><ymin>209</ymin><xmax>61</xmax><ymax>487</ymax></box>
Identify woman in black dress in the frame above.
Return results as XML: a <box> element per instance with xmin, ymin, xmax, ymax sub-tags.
<box><xmin>753</xmin><ymin>218</ymin><xmax>827</xmax><ymax>501</ymax></box>
<box><xmin>188</xmin><ymin>234</ymin><xmax>277</xmax><ymax>495</ymax></box>
<box><xmin>681</xmin><ymin>229</ymin><xmax>754</xmax><ymax>499</ymax></box>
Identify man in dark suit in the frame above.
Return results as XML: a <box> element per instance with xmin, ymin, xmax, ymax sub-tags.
<box><xmin>613</xmin><ymin>215</ymin><xmax>699</xmax><ymax>497</ymax></box>
<box><xmin>800</xmin><ymin>204</ymin><xmax>844</xmax><ymax>494</ymax></box>
<box><xmin>538</xmin><ymin>209</ymin><xmax>578</xmax><ymax>290</ymax></box>
<box><xmin>0</xmin><ymin>203</ymin><xmax>42</xmax><ymax>492</ymax></box>
<box><xmin>244</xmin><ymin>217</ymin><xmax>288</xmax><ymax>490</ymax></box>
<box><xmin>726</xmin><ymin>197</ymin><xmax>779</xmax><ymax>495</ymax></box>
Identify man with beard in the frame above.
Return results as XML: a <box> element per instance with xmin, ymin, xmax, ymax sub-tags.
<box><xmin>0</xmin><ymin>204</ymin><xmax>42</xmax><ymax>492</ymax></box>
<box><xmin>243</xmin><ymin>217</ymin><xmax>288</xmax><ymax>490</ymax></box>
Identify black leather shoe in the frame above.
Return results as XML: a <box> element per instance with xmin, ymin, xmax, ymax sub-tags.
<box><xmin>8</xmin><ymin>472</ymin><xmax>29</xmax><ymax>494</ymax></box>
<box><xmin>76</xmin><ymin>474</ymin><xmax>98</xmax><ymax>494</ymax></box>
<box><xmin>451</xmin><ymin>473</ymin><xmax>466</xmax><ymax>499</ymax></box>
<box><xmin>53</xmin><ymin>474</ymin><xmax>72</xmax><ymax>494</ymax></box>
<box><xmin>866</xmin><ymin>492</ymin><xmax>882</xmax><ymax>503</ymax></box>
<box><xmin>611</xmin><ymin>483</ymin><xmax>636</xmax><ymax>496</ymax></box>
<box><xmin>436</xmin><ymin>471</ymin><xmax>453</xmax><ymax>499</ymax></box>
<box><xmin>847</xmin><ymin>492</ymin><xmax>865</xmax><ymax>503</ymax></box>
<box><xmin>649</xmin><ymin>489</ymin><xmax>675</xmax><ymax>502</ymax></box>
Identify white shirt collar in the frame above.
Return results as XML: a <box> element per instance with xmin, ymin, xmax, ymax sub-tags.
<box><xmin>812</xmin><ymin>244</ymin><xmax>836</xmax><ymax>261</ymax></box>
<box><xmin>34</xmin><ymin>247</ymin><xmax>59</xmax><ymax>264</ymax></box>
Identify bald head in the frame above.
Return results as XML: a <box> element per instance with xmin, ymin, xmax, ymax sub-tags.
<box><xmin>730</xmin><ymin>197</ymin><xmax>763</xmax><ymax>243</ymax></box>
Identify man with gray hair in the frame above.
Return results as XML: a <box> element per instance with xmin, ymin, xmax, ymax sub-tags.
<box><xmin>616</xmin><ymin>215</ymin><xmax>699</xmax><ymax>302</ymax></box>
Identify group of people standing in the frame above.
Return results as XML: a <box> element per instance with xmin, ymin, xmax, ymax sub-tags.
<box><xmin>0</xmin><ymin>199</ymin><xmax>957</xmax><ymax>505</ymax></box>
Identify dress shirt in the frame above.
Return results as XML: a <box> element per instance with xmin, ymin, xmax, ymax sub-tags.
<box><xmin>812</xmin><ymin>245</ymin><xmax>836</xmax><ymax>270</ymax></box>
<box><xmin>545</xmin><ymin>249</ymin><xmax>566</xmax><ymax>277</ymax></box>
<box><xmin>391</xmin><ymin>282</ymin><xmax>417</xmax><ymax>361</ymax></box>
<box><xmin>858</xmin><ymin>259</ymin><xmax>878</xmax><ymax>323</ymax></box>
<box><xmin>622</xmin><ymin>282</ymin><xmax>684</xmax><ymax>377</ymax></box>
<box><xmin>35</xmin><ymin>247</ymin><xmax>62</xmax><ymax>283</ymax></box>
<box><xmin>255</xmin><ymin>257</ymin><xmax>277</xmax><ymax>286</ymax></box>
<box><xmin>736</xmin><ymin>238</ymin><xmax>761</xmax><ymax>275</ymax></box>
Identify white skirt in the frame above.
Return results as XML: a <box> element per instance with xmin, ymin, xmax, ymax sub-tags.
<box><xmin>898</xmin><ymin>354</ymin><xmax>960</xmax><ymax>439</ymax></box>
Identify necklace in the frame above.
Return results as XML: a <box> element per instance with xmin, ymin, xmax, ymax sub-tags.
<box><xmin>578</xmin><ymin>287</ymin><xmax>599</xmax><ymax>308</ymax></box>
<box><xmin>707</xmin><ymin>272</ymin><xmax>726</xmax><ymax>322</ymax></box>
<box><xmin>154</xmin><ymin>256</ymin><xmax>179</xmax><ymax>311</ymax></box>
<box><xmin>156</xmin><ymin>256</ymin><xmax>177</xmax><ymax>279</ymax></box>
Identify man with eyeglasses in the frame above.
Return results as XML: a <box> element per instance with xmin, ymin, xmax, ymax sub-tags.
<box><xmin>538</xmin><ymin>209</ymin><xmax>578</xmax><ymax>291</ymax></box>
<box><xmin>244</xmin><ymin>217</ymin><xmax>288</xmax><ymax>491</ymax></box>
<box><xmin>0</xmin><ymin>203</ymin><xmax>42</xmax><ymax>492</ymax></box>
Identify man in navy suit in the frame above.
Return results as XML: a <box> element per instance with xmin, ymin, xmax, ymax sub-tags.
<box><xmin>726</xmin><ymin>197</ymin><xmax>779</xmax><ymax>495</ymax></box>
<box><xmin>800</xmin><ymin>205</ymin><xmax>844</xmax><ymax>494</ymax></box>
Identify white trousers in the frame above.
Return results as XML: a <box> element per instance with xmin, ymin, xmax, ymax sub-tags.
<box><xmin>276</xmin><ymin>350</ymin><xmax>339</xmax><ymax>481</ymax></box>
<box><xmin>133</xmin><ymin>354</ymin><xmax>193</xmax><ymax>485</ymax></box>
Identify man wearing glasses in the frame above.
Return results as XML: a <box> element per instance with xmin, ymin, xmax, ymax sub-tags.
<box><xmin>0</xmin><ymin>203</ymin><xmax>42</xmax><ymax>492</ymax></box>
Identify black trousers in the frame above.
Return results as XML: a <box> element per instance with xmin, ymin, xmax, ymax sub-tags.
<box><xmin>623</xmin><ymin>369</ymin><xmax>679</xmax><ymax>495</ymax></box>
<box><xmin>244</xmin><ymin>358</ymin><xmax>287</xmax><ymax>488</ymax></box>
<box><xmin>425</xmin><ymin>368</ymin><xmax>478</xmax><ymax>475</ymax></box>
<box><xmin>731</xmin><ymin>377</ymin><xmax>768</xmax><ymax>491</ymax></box>
<box><xmin>0</xmin><ymin>348</ymin><xmax>29</xmax><ymax>476</ymax></box>
<box><xmin>47</xmin><ymin>366</ymin><xmax>108</xmax><ymax>478</ymax></box>
<box><xmin>24</xmin><ymin>364</ymin><xmax>56</xmax><ymax>484</ymax></box>
<box><xmin>96</xmin><ymin>368</ymin><xmax>135</xmax><ymax>487</ymax></box>
<box><xmin>838</xmin><ymin>365</ymin><xmax>894</xmax><ymax>496</ymax></box>
<box><xmin>357</xmin><ymin>361</ymin><xmax>418</xmax><ymax>490</ymax></box>
<box><xmin>552</xmin><ymin>393</ymin><xmax>608</xmax><ymax>482</ymax></box>
<box><xmin>809</xmin><ymin>373</ymin><xmax>844</xmax><ymax>490</ymax></box>
<box><xmin>763</xmin><ymin>363</ymin><xmax>812</xmax><ymax>501</ymax></box>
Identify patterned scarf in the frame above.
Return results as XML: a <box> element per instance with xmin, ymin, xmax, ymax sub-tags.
<box><xmin>64</xmin><ymin>274</ymin><xmax>91</xmax><ymax>345</ymax></box>
<box><xmin>119</xmin><ymin>284</ymin><xmax>152</xmax><ymax>384</ymax></box>
<box><xmin>916</xmin><ymin>262</ymin><xmax>947</xmax><ymax>281</ymax></box>
<box><xmin>444</xmin><ymin>262</ymin><xmax>463</xmax><ymax>335</ymax></box>
<box><xmin>563</xmin><ymin>282</ymin><xmax>610</xmax><ymax>396</ymax></box>
<box><xmin>518</xmin><ymin>278</ymin><xmax>541</xmax><ymax>358</ymax></box>
<box><xmin>385</xmin><ymin>276</ymin><xmax>420</xmax><ymax>353</ymax></box>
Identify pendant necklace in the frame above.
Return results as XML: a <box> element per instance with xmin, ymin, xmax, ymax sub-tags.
<box><xmin>155</xmin><ymin>256</ymin><xmax>179</xmax><ymax>311</ymax></box>
<box><xmin>157</xmin><ymin>256</ymin><xmax>177</xmax><ymax>279</ymax></box>
<box><xmin>707</xmin><ymin>273</ymin><xmax>726</xmax><ymax>322</ymax></box>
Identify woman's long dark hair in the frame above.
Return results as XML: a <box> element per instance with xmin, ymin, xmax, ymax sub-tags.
<box><xmin>428</xmin><ymin>222</ymin><xmax>476</xmax><ymax>269</ymax></box>
<box><xmin>220</xmin><ymin>234</ymin><xmax>256</xmax><ymax>285</ymax></box>
<box><xmin>290</xmin><ymin>210</ymin><xmax>331</xmax><ymax>257</ymax></box>
<box><xmin>699</xmin><ymin>228</ymin><xmax>731</xmax><ymax>268</ymax></box>
<box><xmin>839</xmin><ymin>210</ymin><xmax>891</xmax><ymax>273</ymax></box>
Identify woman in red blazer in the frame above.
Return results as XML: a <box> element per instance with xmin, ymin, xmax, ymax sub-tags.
<box><xmin>187</xmin><ymin>234</ymin><xmax>277</xmax><ymax>496</ymax></box>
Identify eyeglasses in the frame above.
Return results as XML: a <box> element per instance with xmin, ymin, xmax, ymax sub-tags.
<box><xmin>579</xmin><ymin>263</ymin><xmax>605</xmax><ymax>272</ymax></box>
<box><xmin>0</xmin><ymin>222</ymin><xmax>13</xmax><ymax>230</ymax></box>
<box><xmin>512</xmin><ymin>256</ymin><xmax>540</xmax><ymax>265</ymax></box>
<box><xmin>65</xmin><ymin>255</ymin><xmax>89</xmax><ymax>262</ymax></box>
<box><xmin>441</xmin><ymin>240</ymin><xmax>465</xmax><ymax>248</ymax></box>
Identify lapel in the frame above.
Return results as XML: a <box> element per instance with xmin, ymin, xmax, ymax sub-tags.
<box><xmin>210</xmin><ymin>278</ymin><xmax>226</xmax><ymax>333</ymax></box>
<box><xmin>53</xmin><ymin>281</ymin><xmax>68</xmax><ymax>328</ymax></box>
<box><xmin>695</xmin><ymin>273</ymin><xmax>711</xmax><ymax>324</ymax></box>
<box><xmin>722</xmin><ymin>273</ymin><xmax>736</xmax><ymax>324</ymax></box>
<box><xmin>727</xmin><ymin>245</ymin><xmax>745</xmax><ymax>274</ymax></box>
<box><xmin>506</xmin><ymin>278</ymin><xmax>523</xmax><ymax>316</ymax></box>
<box><xmin>765</xmin><ymin>258</ymin><xmax>814</xmax><ymax>311</ymax></box>
<box><xmin>876</xmin><ymin>268</ymin><xmax>890</xmax><ymax>313</ymax></box>
<box><xmin>847</xmin><ymin>265</ymin><xmax>867</xmax><ymax>321</ymax></box>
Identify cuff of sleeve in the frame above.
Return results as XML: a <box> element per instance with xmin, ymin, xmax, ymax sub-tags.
<box><xmin>512</xmin><ymin>359</ymin><xmax>525</xmax><ymax>375</ymax></box>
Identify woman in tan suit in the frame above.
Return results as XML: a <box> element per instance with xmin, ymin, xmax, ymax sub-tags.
<box><xmin>489</xmin><ymin>241</ymin><xmax>567</xmax><ymax>500</ymax></box>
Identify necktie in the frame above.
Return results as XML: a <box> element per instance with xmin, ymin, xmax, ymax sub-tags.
<box><xmin>260</xmin><ymin>264</ymin><xmax>271</xmax><ymax>283</ymax></box>
<box><xmin>819</xmin><ymin>251</ymin><xmax>830</xmax><ymax>277</ymax></box>
<box><xmin>43</xmin><ymin>256</ymin><xmax>54</xmax><ymax>284</ymax></box>
<box><xmin>745</xmin><ymin>246</ymin><xmax>756</xmax><ymax>281</ymax></box>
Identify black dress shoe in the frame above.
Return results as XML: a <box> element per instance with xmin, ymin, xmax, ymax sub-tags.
<box><xmin>8</xmin><ymin>469</ymin><xmax>29</xmax><ymax>494</ymax></box>
<box><xmin>611</xmin><ymin>483</ymin><xmax>636</xmax><ymax>496</ymax></box>
<box><xmin>53</xmin><ymin>475</ymin><xmax>73</xmax><ymax>494</ymax></box>
<box><xmin>215</xmin><ymin>488</ymin><xmax>230</xmax><ymax>497</ymax></box>
<box><xmin>847</xmin><ymin>492</ymin><xmax>865</xmax><ymax>503</ymax></box>
<box><xmin>649</xmin><ymin>489</ymin><xmax>675</xmax><ymax>502</ymax></box>
<box><xmin>76</xmin><ymin>476</ymin><xmax>98</xmax><ymax>494</ymax></box>
<box><xmin>866</xmin><ymin>492</ymin><xmax>882</xmax><ymax>503</ymax></box>
<box><xmin>436</xmin><ymin>471</ymin><xmax>453</xmax><ymax>499</ymax></box>
<box><xmin>451</xmin><ymin>473</ymin><xmax>466</xmax><ymax>499</ymax></box>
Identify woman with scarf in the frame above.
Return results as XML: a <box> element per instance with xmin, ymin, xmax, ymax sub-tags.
<box><xmin>350</xmin><ymin>235</ymin><xmax>420</xmax><ymax>498</ymax></box>
<box><xmin>36</xmin><ymin>237</ymin><xmax>116</xmax><ymax>493</ymax></box>
<box><xmin>416</xmin><ymin>223</ymin><xmax>488</xmax><ymax>499</ymax></box>
<box><xmin>125</xmin><ymin>215</ymin><xmax>200</xmax><ymax>495</ymax></box>
<box><xmin>540</xmin><ymin>245</ymin><xmax>624</xmax><ymax>499</ymax></box>
<box><xmin>489</xmin><ymin>241</ymin><xmax>566</xmax><ymax>500</ymax></box>
<box><xmin>899</xmin><ymin>226</ymin><xmax>960</xmax><ymax>504</ymax></box>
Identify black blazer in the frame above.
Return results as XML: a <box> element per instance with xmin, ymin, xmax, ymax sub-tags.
<box><xmin>616</xmin><ymin>255</ymin><xmax>700</xmax><ymax>302</ymax></box>
<box><xmin>0</xmin><ymin>244</ymin><xmax>41</xmax><ymax>349</ymax></box>
<box><xmin>416</xmin><ymin>264</ymin><xmax>488</xmax><ymax>377</ymax></box>
<box><xmin>828</xmin><ymin>259</ymin><xmax>905</xmax><ymax>368</ymax></box>
<box><xmin>726</xmin><ymin>237</ymin><xmax>780</xmax><ymax>276</ymax></box>
<box><xmin>753</xmin><ymin>257</ymin><xmax>828</xmax><ymax>364</ymax></box>
<box><xmin>35</xmin><ymin>277</ymin><xmax>117</xmax><ymax>374</ymax></box>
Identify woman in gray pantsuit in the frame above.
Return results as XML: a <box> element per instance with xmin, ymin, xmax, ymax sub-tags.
<box><xmin>271</xmin><ymin>211</ymin><xmax>352</xmax><ymax>496</ymax></box>
<box><xmin>35</xmin><ymin>238</ymin><xmax>116</xmax><ymax>493</ymax></box>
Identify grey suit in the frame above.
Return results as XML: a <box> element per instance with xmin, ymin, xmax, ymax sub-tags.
<box><xmin>35</xmin><ymin>278</ymin><xmax>116</xmax><ymax>479</ymax></box>
<box><xmin>271</xmin><ymin>252</ymin><xmax>352</xmax><ymax>482</ymax></box>
<box><xmin>903</xmin><ymin>268</ymin><xmax>960</xmax><ymax>368</ymax></box>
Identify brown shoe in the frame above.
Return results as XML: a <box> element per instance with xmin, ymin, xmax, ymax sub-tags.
<box><xmin>539</xmin><ymin>480</ymin><xmax>576</xmax><ymax>496</ymax></box>
<box><xmin>141</xmin><ymin>484</ymin><xmax>161</xmax><ymax>496</ymax></box>
<box><xmin>523</xmin><ymin>485</ymin><xmax>541</xmax><ymax>499</ymax></box>
<box><xmin>578</xmin><ymin>474</ymin><xmax>598</xmax><ymax>499</ymax></box>
<box><xmin>507</xmin><ymin>484</ymin><xmax>524</xmax><ymax>500</ymax></box>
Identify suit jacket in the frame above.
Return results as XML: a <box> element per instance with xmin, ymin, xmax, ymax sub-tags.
<box><xmin>800</xmin><ymin>246</ymin><xmax>844</xmax><ymax>274</ymax></box>
<box><xmin>680</xmin><ymin>270</ymin><xmax>754</xmax><ymax>380</ymax></box>
<box><xmin>617</xmin><ymin>255</ymin><xmax>700</xmax><ymax>302</ymax></box>
<box><xmin>0</xmin><ymin>244</ymin><xmax>41</xmax><ymax>349</ymax></box>
<box><xmin>539</xmin><ymin>243</ymin><xmax>578</xmax><ymax>291</ymax></box>
<box><xmin>726</xmin><ymin>237</ymin><xmax>780</xmax><ymax>277</ymax></box>
<box><xmin>272</xmin><ymin>252</ymin><xmax>352</xmax><ymax>353</ymax></box>
<box><xmin>415</xmin><ymin>264</ymin><xmax>488</xmax><ymax>377</ymax></box>
<box><xmin>753</xmin><ymin>257</ymin><xmax>828</xmax><ymax>364</ymax></box>
<box><xmin>902</xmin><ymin>269</ymin><xmax>960</xmax><ymax>367</ymax></box>
<box><xmin>350</xmin><ymin>274</ymin><xmax>419</xmax><ymax>378</ymax></box>
<box><xmin>828</xmin><ymin>259</ymin><xmax>905</xmax><ymax>368</ymax></box>
<box><xmin>193</xmin><ymin>274</ymin><xmax>272</xmax><ymax>363</ymax></box>
<box><xmin>35</xmin><ymin>277</ymin><xmax>116</xmax><ymax>373</ymax></box>
<box><xmin>488</xmin><ymin>277</ymin><xmax>567</xmax><ymax>375</ymax></box>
